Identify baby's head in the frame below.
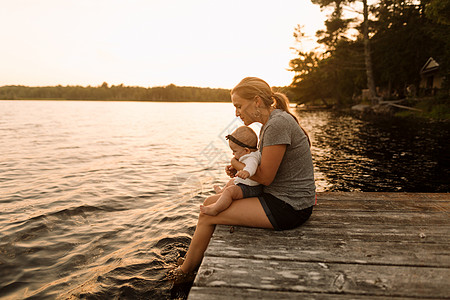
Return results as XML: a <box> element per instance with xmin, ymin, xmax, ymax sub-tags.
<box><xmin>226</xmin><ymin>126</ymin><xmax>258</xmax><ymax>160</ymax></box>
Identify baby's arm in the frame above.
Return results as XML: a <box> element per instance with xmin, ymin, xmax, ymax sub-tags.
<box><xmin>235</xmin><ymin>153</ymin><xmax>260</xmax><ymax>179</ymax></box>
<box><xmin>236</xmin><ymin>170</ymin><xmax>250</xmax><ymax>179</ymax></box>
<box><xmin>241</xmin><ymin>153</ymin><xmax>260</xmax><ymax>177</ymax></box>
<box><xmin>231</xmin><ymin>157</ymin><xmax>246</xmax><ymax>171</ymax></box>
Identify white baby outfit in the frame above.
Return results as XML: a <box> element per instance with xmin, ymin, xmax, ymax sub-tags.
<box><xmin>234</xmin><ymin>151</ymin><xmax>261</xmax><ymax>186</ymax></box>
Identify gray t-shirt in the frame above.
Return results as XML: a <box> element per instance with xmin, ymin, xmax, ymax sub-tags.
<box><xmin>258</xmin><ymin>109</ymin><xmax>316</xmax><ymax>210</ymax></box>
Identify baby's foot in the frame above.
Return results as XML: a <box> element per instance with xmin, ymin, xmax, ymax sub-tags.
<box><xmin>200</xmin><ymin>204</ymin><xmax>219</xmax><ymax>216</ymax></box>
<box><xmin>213</xmin><ymin>185</ymin><xmax>223</xmax><ymax>194</ymax></box>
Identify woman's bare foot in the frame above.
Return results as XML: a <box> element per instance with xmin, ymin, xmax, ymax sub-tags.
<box><xmin>200</xmin><ymin>204</ymin><xmax>219</xmax><ymax>216</ymax></box>
<box><xmin>213</xmin><ymin>185</ymin><xmax>223</xmax><ymax>194</ymax></box>
<box><xmin>166</xmin><ymin>266</ymin><xmax>196</xmax><ymax>284</ymax></box>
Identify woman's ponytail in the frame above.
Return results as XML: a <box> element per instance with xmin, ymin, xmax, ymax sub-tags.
<box><xmin>272</xmin><ymin>92</ymin><xmax>298</xmax><ymax>123</ymax></box>
<box><xmin>273</xmin><ymin>92</ymin><xmax>311</xmax><ymax>147</ymax></box>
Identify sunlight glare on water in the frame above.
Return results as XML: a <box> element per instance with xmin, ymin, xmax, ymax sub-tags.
<box><xmin>0</xmin><ymin>101</ymin><xmax>240</xmax><ymax>299</ymax></box>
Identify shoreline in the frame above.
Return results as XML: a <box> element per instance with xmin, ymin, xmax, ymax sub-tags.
<box><xmin>0</xmin><ymin>99</ymin><xmax>230</xmax><ymax>103</ymax></box>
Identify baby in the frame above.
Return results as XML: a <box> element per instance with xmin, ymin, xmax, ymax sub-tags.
<box><xmin>200</xmin><ymin>126</ymin><xmax>262</xmax><ymax>216</ymax></box>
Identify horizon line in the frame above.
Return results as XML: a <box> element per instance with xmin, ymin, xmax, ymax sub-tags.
<box><xmin>0</xmin><ymin>83</ymin><xmax>235</xmax><ymax>90</ymax></box>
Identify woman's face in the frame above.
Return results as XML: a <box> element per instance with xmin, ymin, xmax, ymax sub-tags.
<box><xmin>231</xmin><ymin>92</ymin><xmax>256</xmax><ymax>126</ymax></box>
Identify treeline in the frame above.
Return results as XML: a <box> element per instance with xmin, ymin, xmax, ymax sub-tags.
<box><xmin>0</xmin><ymin>83</ymin><xmax>231</xmax><ymax>102</ymax></box>
<box><xmin>289</xmin><ymin>0</ymin><xmax>450</xmax><ymax>107</ymax></box>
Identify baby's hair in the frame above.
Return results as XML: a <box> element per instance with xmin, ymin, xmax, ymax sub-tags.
<box><xmin>231</xmin><ymin>126</ymin><xmax>258</xmax><ymax>149</ymax></box>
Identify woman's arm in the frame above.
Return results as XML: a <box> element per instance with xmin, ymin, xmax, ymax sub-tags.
<box><xmin>250</xmin><ymin>144</ymin><xmax>287</xmax><ymax>186</ymax></box>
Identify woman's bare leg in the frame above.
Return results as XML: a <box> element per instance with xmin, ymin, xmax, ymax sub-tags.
<box><xmin>200</xmin><ymin>185</ymin><xmax>243</xmax><ymax>216</ymax></box>
<box><xmin>180</xmin><ymin>197</ymin><xmax>272</xmax><ymax>273</ymax></box>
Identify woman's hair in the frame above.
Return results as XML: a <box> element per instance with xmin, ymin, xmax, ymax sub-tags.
<box><xmin>231</xmin><ymin>77</ymin><xmax>310</xmax><ymax>146</ymax></box>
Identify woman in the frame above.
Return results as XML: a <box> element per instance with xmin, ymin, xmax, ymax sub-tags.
<box><xmin>168</xmin><ymin>77</ymin><xmax>316</xmax><ymax>283</ymax></box>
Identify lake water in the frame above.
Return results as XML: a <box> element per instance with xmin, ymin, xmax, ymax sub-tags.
<box><xmin>1</xmin><ymin>101</ymin><xmax>449</xmax><ymax>299</ymax></box>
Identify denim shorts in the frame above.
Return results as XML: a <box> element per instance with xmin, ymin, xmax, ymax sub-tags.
<box><xmin>236</xmin><ymin>183</ymin><xmax>263</xmax><ymax>199</ymax></box>
<box><xmin>258</xmin><ymin>192</ymin><xmax>313</xmax><ymax>231</ymax></box>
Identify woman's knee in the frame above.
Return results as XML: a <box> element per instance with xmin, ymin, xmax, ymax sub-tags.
<box><xmin>197</xmin><ymin>212</ymin><xmax>215</xmax><ymax>226</ymax></box>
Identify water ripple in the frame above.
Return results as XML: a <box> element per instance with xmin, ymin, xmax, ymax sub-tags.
<box><xmin>0</xmin><ymin>101</ymin><xmax>448</xmax><ymax>299</ymax></box>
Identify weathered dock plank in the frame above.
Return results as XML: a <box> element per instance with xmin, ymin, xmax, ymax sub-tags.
<box><xmin>309</xmin><ymin>210</ymin><xmax>448</xmax><ymax>226</ymax></box>
<box><xmin>189</xmin><ymin>193</ymin><xmax>450</xmax><ymax>299</ymax></box>
<box><xmin>212</xmin><ymin>222</ymin><xmax>450</xmax><ymax>242</ymax></box>
<box><xmin>317</xmin><ymin>192</ymin><xmax>450</xmax><ymax>201</ymax></box>
<box><xmin>189</xmin><ymin>287</ymin><xmax>439</xmax><ymax>300</ymax></box>
<box><xmin>207</xmin><ymin>228</ymin><xmax>450</xmax><ymax>267</ymax></box>
<box><xmin>316</xmin><ymin>199</ymin><xmax>450</xmax><ymax>212</ymax></box>
<box><xmin>193</xmin><ymin>257</ymin><xmax>450</xmax><ymax>298</ymax></box>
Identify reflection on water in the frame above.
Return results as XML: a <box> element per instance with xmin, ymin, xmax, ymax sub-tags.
<box><xmin>302</xmin><ymin>111</ymin><xmax>450</xmax><ymax>192</ymax></box>
<box><xmin>0</xmin><ymin>101</ymin><xmax>448</xmax><ymax>299</ymax></box>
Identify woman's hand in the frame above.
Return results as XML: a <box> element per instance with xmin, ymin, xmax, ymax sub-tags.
<box><xmin>225</xmin><ymin>164</ymin><xmax>237</xmax><ymax>178</ymax></box>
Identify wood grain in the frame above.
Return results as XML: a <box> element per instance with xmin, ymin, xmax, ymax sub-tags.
<box><xmin>188</xmin><ymin>193</ymin><xmax>450</xmax><ymax>299</ymax></box>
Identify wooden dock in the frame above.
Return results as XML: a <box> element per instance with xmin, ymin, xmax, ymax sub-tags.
<box><xmin>188</xmin><ymin>192</ymin><xmax>450</xmax><ymax>299</ymax></box>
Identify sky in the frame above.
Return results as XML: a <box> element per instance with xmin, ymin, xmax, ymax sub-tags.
<box><xmin>0</xmin><ymin>0</ymin><xmax>328</xmax><ymax>89</ymax></box>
